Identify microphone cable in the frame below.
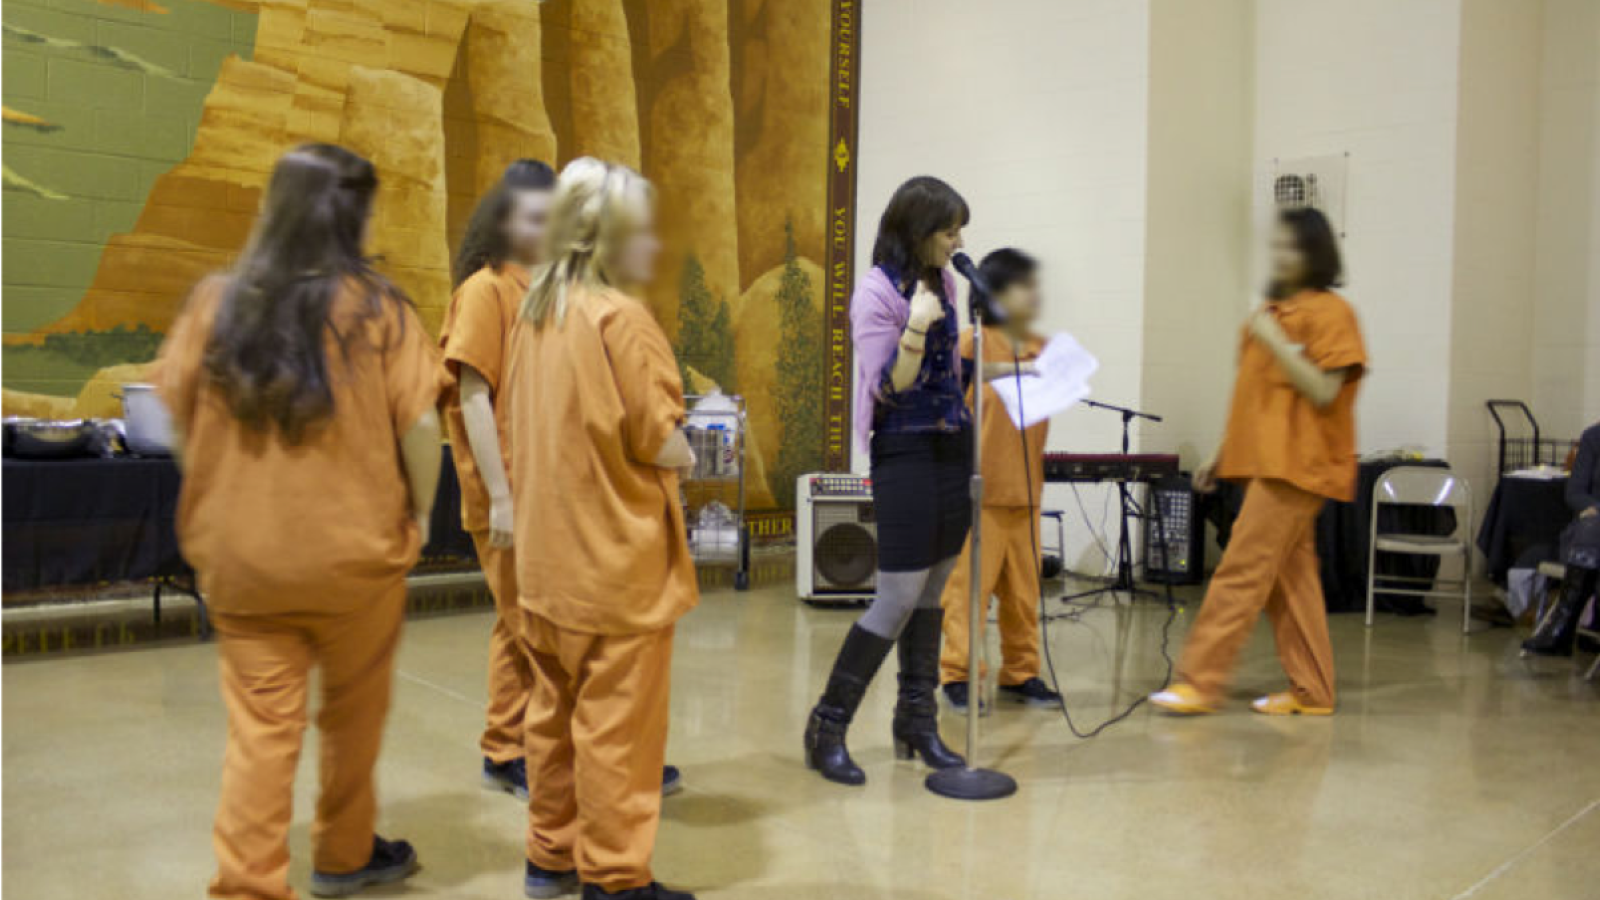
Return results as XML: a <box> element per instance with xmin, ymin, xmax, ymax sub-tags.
<box><xmin>1007</xmin><ymin>341</ymin><xmax>1176</xmax><ymax>739</ymax></box>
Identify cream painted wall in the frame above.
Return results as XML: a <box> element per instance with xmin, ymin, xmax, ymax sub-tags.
<box><xmin>854</xmin><ymin>0</ymin><xmax>1151</xmax><ymax>572</ymax></box>
<box><xmin>1253</xmin><ymin>0</ymin><xmax>1464</xmax><ymax>459</ymax></box>
<box><xmin>1532</xmin><ymin>0</ymin><xmax>1600</xmax><ymax>441</ymax></box>
<box><xmin>1447</xmin><ymin>0</ymin><xmax>1543</xmax><ymax>520</ymax></box>
<box><xmin>1142</xmin><ymin>0</ymin><xmax>1255</xmax><ymax>467</ymax></box>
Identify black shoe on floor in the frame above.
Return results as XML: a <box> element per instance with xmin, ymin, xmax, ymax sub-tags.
<box><xmin>999</xmin><ymin>677</ymin><xmax>1062</xmax><ymax>707</ymax></box>
<box><xmin>943</xmin><ymin>681</ymin><xmax>972</xmax><ymax>711</ymax></box>
<box><xmin>525</xmin><ymin>860</ymin><xmax>579</xmax><ymax>899</ymax></box>
<box><xmin>941</xmin><ymin>681</ymin><xmax>987</xmax><ymax>714</ymax></box>
<box><xmin>309</xmin><ymin>836</ymin><xmax>419</xmax><ymax>898</ymax></box>
<box><xmin>483</xmin><ymin>756</ymin><xmax>530</xmax><ymax>801</ymax></box>
<box><xmin>662</xmin><ymin>765</ymin><xmax>683</xmax><ymax>797</ymax></box>
<box><xmin>582</xmin><ymin>881</ymin><xmax>696</xmax><ymax>900</ymax></box>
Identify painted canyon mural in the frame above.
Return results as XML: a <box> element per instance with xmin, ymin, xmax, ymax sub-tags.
<box><xmin>2</xmin><ymin>0</ymin><xmax>861</xmax><ymax>512</ymax></box>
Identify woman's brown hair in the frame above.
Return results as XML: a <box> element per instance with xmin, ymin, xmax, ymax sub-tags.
<box><xmin>452</xmin><ymin>158</ymin><xmax>556</xmax><ymax>288</ymax></box>
<box><xmin>202</xmin><ymin>143</ymin><xmax>404</xmax><ymax>442</ymax></box>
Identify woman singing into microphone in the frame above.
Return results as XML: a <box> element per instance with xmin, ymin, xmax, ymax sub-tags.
<box><xmin>804</xmin><ymin>176</ymin><xmax>972</xmax><ymax>785</ymax></box>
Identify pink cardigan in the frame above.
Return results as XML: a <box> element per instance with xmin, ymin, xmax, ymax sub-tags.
<box><xmin>850</xmin><ymin>265</ymin><xmax>960</xmax><ymax>455</ymax></box>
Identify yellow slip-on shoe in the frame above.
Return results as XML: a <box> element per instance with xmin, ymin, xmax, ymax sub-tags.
<box><xmin>1149</xmin><ymin>683</ymin><xmax>1216</xmax><ymax>715</ymax></box>
<box><xmin>1251</xmin><ymin>692</ymin><xmax>1333</xmax><ymax>716</ymax></box>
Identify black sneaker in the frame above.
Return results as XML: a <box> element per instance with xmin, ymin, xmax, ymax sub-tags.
<box><xmin>484</xmin><ymin>756</ymin><xmax>530</xmax><ymax>801</ymax></box>
<box><xmin>999</xmin><ymin>677</ymin><xmax>1062</xmax><ymax>707</ymax></box>
<box><xmin>582</xmin><ymin>882</ymin><xmax>696</xmax><ymax>900</ymax></box>
<box><xmin>525</xmin><ymin>860</ymin><xmax>579</xmax><ymax>899</ymax></box>
<box><xmin>661</xmin><ymin>765</ymin><xmax>683</xmax><ymax>797</ymax></box>
<box><xmin>942</xmin><ymin>681</ymin><xmax>987</xmax><ymax>713</ymax></box>
<box><xmin>309</xmin><ymin>836</ymin><xmax>419</xmax><ymax>897</ymax></box>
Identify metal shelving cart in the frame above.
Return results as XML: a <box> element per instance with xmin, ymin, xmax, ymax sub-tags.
<box><xmin>682</xmin><ymin>393</ymin><xmax>750</xmax><ymax>591</ymax></box>
<box><xmin>1487</xmin><ymin>400</ymin><xmax>1579</xmax><ymax>477</ymax></box>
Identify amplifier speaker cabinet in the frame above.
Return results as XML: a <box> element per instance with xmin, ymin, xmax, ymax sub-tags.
<box><xmin>795</xmin><ymin>473</ymin><xmax>876</xmax><ymax>605</ymax></box>
<box><xmin>1142</xmin><ymin>476</ymin><xmax>1204</xmax><ymax>585</ymax></box>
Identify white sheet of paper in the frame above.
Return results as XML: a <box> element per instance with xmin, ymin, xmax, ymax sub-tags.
<box><xmin>988</xmin><ymin>332</ymin><xmax>1098</xmax><ymax>430</ymax></box>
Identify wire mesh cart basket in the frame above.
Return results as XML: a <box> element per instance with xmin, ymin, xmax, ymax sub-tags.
<box><xmin>1487</xmin><ymin>400</ymin><xmax>1579</xmax><ymax>477</ymax></box>
<box><xmin>682</xmin><ymin>393</ymin><xmax>751</xmax><ymax>591</ymax></box>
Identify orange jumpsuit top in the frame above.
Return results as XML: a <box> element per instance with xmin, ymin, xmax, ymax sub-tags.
<box><xmin>505</xmin><ymin>284</ymin><xmax>698</xmax><ymax>635</ymax></box>
<box><xmin>438</xmin><ymin>263</ymin><xmax>531</xmax><ymax>531</ymax></box>
<box><xmin>156</xmin><ymin>276</ymin><xmax>442</xmax><ymax>616</ymax></box>
<box><xmin>960</xmin><ymin>327</ymin><xmax>1049</xmax><ymax>508</ymax></box>
<box><xmin>1215</xmin><ymin>290</ymin><xmax>1367</xmax><ymax>502</ymax></box>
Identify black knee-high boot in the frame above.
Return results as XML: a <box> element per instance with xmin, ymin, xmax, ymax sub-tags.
<box><xmin>805</xmin><ymin>625</ymin><xmax>894</xmax><ymax>785</ymax></box>
<box><xmin>892</xmin><ymin>609</ymin><xmax>965</xmax><ymax>769</ymax></box>
<box><xmin>1523</xmin><ymin>568</ymin><xmax>1598</xmax><ymax>657</ymax></box>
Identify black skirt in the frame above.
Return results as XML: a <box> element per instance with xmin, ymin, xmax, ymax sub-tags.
<box><xmin>870</xmin><ymin>429</ymin><xmax>973</xmax><ymax>572</ymax></box>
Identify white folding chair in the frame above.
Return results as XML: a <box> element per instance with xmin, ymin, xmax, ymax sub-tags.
<box><xmin>1365</xmin><ymin>466</ymin><xmax>1474</xmax><ymax>634</ymax></box>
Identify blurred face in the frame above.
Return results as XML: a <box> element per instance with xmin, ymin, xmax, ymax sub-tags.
<box><xmin>612</xmin><ymin>204</ymin><xmax>661</xmax><ymax>286</ymax></box>
<box><xmin>920</xmin><ymin>220</ymin><xmax>965</xmax><ymax>269</ymax></box>
<box><xmin>995</xmin><ymin>273</ymin><xmax>1042</xmax><ymax>328</ymax></box>
<box><xmin>1268</xmin><ymin>222</ymin><xmax>1308</xmax><ymax>292</ymax></box>
<box><xmin>504</xmin><ymin>188</ymin><xmax>552</xmax><ymax>265</ymax></box>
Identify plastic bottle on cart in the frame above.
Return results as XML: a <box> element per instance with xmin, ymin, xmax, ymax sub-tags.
<box><xmin>690</xmin><ymin>391</ymin><xmax>740</xmax><ymax>478</ymax></box>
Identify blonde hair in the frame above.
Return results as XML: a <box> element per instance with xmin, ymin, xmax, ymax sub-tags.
<box><xmin>521</xmin><ymin>157</ymin><xmax>655</xmax><ymax>327</ymax></box>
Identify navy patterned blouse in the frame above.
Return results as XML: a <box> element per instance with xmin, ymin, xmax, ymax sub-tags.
<box><xmin>871</xmin><ymin>264</ymin><xmax>972</xmax><ymax>437</ymax></box>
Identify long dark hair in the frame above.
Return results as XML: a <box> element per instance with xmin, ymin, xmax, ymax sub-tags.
<box><xmin>1274</xmin><ymin>206</ymin><xmax>1344</xmax><ymax>296</ymax></box>
<box><xmin>452</xmin><ymin>158</ymin><xmax>556</xmax><ymax>288</ymax></box>
<box><xmin>871</xmin><ymin>175</ymin><xmax>969</xmax><ymax>293</ymax></box>
<box><xmin>202</xmin><ymin>143</ymin><xmax>401</xmax><ymax>443</ymax></box>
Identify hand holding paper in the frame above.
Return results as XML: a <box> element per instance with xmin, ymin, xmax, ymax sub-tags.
<box><xmin>989</xmin><ymin>333</ymin><xmax>1098</xmax><ymax>429</ymax></box>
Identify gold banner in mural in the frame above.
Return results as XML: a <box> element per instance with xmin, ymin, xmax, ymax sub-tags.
<box><xmin>1</xmin><ymin>0</ymin><xmax>860</xmax><ymax>511</ymax></box>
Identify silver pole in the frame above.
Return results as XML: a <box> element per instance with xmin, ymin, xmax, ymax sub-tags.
<box><xmin>965</xmin><ymin>317</ymin><xmax>984</xmax><ymax>762</ymax></box>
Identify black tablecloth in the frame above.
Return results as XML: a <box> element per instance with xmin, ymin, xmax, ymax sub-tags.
<box><xmin>1475</xmin><ymin>475</ymin><xmax>1569</xmax><ymax>583</ymax></box>
<box><xmin>3</xmin><ymin>456</ymin><xmax>473</xmax><ymax>593</ymax></box>
<box><xmin>1203</xmin><ymin>459</ymin><xmax>1454</xmax><ymax>613</ymax></box>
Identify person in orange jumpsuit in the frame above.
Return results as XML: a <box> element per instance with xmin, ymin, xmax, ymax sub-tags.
<box><xmin>504</xmin><ymin>157</ymin><xmax>698</xmax><ymax>900</ymax></box>
<box><xmin>1151</xmin><ymin>206</ymin><xmax>1367</xmax><ymax>717</ymax></box>
<box><xmin>938</xmin><ymin>248</ymin><xmax>1063</xmax><ymax>712</ymax></box>
<box><xmin>441</xmin><ymin>160</ymin><xmax>684</xmax><ymax>804</ymax></box>
<box><xmin>156</xmin><ymin>144</ymin><xmax>443</xmax><ymax>900</ymax></box>
<box><xmin>440</xmin><ymin>158</ymin><xmax>556</xmax><ymax>799</ymax></box>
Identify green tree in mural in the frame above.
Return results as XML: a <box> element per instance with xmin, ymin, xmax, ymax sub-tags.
<box><xmin>675</xmin><ymin>253</ymin><xmax>736</xmax><ymax>392</ymax></box>
<box><xmin>771</xmin><ymin>220</ymin><xmax>824</xmax><ymax>509</ymax></box>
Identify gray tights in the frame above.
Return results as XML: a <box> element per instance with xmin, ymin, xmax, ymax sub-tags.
<box><xmin>857</xmin><ymin>555</ymin><xmax>960</xmax><ymax>640</ymax></box>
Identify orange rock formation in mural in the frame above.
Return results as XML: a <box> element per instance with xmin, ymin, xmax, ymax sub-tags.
<box><xmin>13</xmin><ymin>0</ymin><xmax>836</xmax><ymax>507</ymax></box>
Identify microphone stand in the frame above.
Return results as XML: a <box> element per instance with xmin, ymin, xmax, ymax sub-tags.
<box><xmin>1059</xmin><ymin>400</ymin><xmax>1165</xmax><ymax>607</ymax></box>
<box><xmin>926</xmin><ymin>291</ymin><xmax>1018</xmax><ymax>802</ymax></box>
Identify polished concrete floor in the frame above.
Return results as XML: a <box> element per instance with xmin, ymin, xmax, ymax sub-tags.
<box><xmin>5</xmin><ymin>577</ymin><xmax>1599</xmax><ymax>900</ymax></box>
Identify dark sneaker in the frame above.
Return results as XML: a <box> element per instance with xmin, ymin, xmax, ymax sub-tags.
<box><xmin>661</xmin><ymin>764</ymin><xmax>683</xmax><ymax>797</ymax></box>
<box><xmin>309</xmin><ymin>836</ymin><xmax>419</xmax><ymax>898</ymax></box>
<box><xmin>941</xmin><ymin>681</ymin><xmax>987</xmax><ymax>714</ymax></box>
<box><xmin>484</xmin><ymin>756</ymin><xmax>530</xmax><ymax>801</ymax></box>
<box><xmin>525</xmin><ymin>860</ymin><xmax>580</xmax><ymax>899</ymax></box>
<box><xmin>582</xmin><ymin>882</ymin><xmax>696</xmax><ymax>900</ymax></box>
<box><xmin>999</xmin><ymin>677</ymin><xmax>1062</xmax><ymax>707</ymax></box>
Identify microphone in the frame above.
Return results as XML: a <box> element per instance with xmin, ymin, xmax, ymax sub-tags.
<box><xmin>951</xmin><ymin>251</ymin><xmax>1006</xmax><ymax>323</ymax></box>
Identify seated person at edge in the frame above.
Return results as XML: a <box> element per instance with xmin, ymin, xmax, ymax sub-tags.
<box><xmin>156</xmin><ymin>143</ymin><xmax>442</xmax><ymax>900</ymax></box>
<box><xmin>1151</xmin><ymin>206</ymin><xmax>1367</xmax><ymax>717</ymax></box>
<box><xmin>505</xmin><ymin>157</ymin><xmax>698</xmax><ymax>900</ymax></box>
<box><xmin>1522</xmin><ymin>419</ymin><xmax>1600</xmax><ymax>656</ymax></box>
<box><xmin>938</xmin><ymin>248</ymin><xmax>1063</xmax><ymax>712</ymax></box>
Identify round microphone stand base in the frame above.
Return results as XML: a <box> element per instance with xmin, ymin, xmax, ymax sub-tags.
<box><xmin>925</xmin><ymin>765</ymin><xmax>1018</xmax><ymax>801</ymax></box>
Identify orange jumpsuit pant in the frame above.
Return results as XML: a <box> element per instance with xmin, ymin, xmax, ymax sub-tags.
<box><xmin>519</xmin><ymin>610</ymin><xmax>674</xmax><ymax>893</ymax></box>
<box><xmin>1176</xmin><ymin>478</ymin><xmax>1336</xmax><ymax>707</ymax></box>
<box><xmin>208</xmin><ymin>586</ymin><xmax>406</xmax><ymax>900</ymax></box>
<box><xmin>475</xmin><ymin>532</ymin><xmax>534</xmax><ymax>763</ymax></box>
<box><xmin>940</xmin><ymin>507</ymin><xmax>1042</xmax><ymax>685</ymax></box>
